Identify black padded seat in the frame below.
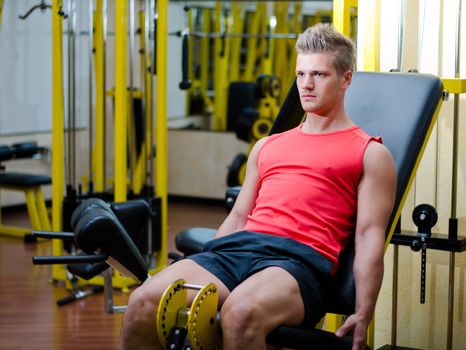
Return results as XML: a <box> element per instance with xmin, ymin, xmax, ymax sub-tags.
<box><xmin>0</xmin><ymin>173</ymin><xmax>52</xmax><ymax>186</ymax></box>
<box><xmin>175</xmin><ymin>228</ymin><xmax>217</xmax><ymax>256</ymax></box>
<box><xmin>0</xmin><ymin>146</ymin><xmax>15</xmax><ymax>161</ymax></box>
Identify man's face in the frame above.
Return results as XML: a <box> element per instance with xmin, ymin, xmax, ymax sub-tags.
<box><xmin>295</xmin><ymin>52</ymin><xmax>351</xmax><ymax>115</ymax></box>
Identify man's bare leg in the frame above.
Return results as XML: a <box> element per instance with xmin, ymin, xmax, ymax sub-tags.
<box><xmin>119</xmin><ymin>259</ymin><xmax>230</xmax><ymax>350</ymax></box>
<box><xmin>220</xmin><ymin>266</ymin><xmax>305</xmax><ymax>350</ymax></box>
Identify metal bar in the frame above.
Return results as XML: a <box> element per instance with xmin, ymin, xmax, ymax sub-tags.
<box><xmin>24</xmin><ymin>189</ymin><xmax>41</xmax><ymax>230</ymax></box>
<box><xmin>183</xmin><ymin>283</ymin><xmax>203</xmax><ymax>290</ymax></box>
<box><xmin>143</xmin><ymin>0</ymin><xmax>152</xmax><ymax>190</ymax></box>
<box><xmin>447</xmin><ymin>252</ymin><xmax>455</xmax><ymax>350</ymax></box>
<box><xmin>242</xmin><ymin>4</ymin><xmax>262</xmax><ymax>82</ymax></box>
<box><xmin>51</xmin><ymin>0</ymin><xmax>66</xmax><ymax>280</ymax></box>
<box><xmin>200</xmin><ymin>8</ymin><xmax>212</xmax><ymax>107</ymax></box>
<box><xmin>155</xmin><ymin>0</ymin><xmax>168</xmax><ymax>270</ymax></box>
<box><xmin>114</xmin><ymin>0</ymin><xmax>128</xmax><ymax>202</ymax></box>
<box><xmin>448</xmin><ymin>1</ymin><xmax>462</xmax><ymax>347</ymax></box>
<box><xmin>93</xmin><ymin>0</ymin><xmax>106</xmax><ymax>192</ymax></box>
<box><xmin>32</xmin><ymin>230</ymin><xmax>75</xmax><ymax>239</ymax></box>
<box><xmin>148</xmin><ymin>0</ymin><xmax>155</xmax><ymax>191</ymax></box>
<box><xmin>172</xmin><ymin>30</ymin><xmax>299</xmax><ymax>39</ymax></box>
<box><xmin>88</xmin><ymin>0</ymin><xmax>94</xmax><ymax>193</ymax></box>
<box><xmin>33</xmin><ymin>253</ymin><xmax>108</xmax><ymax>265</ymax></box>
<box><xmin>70</xmin><ymin>0</ymin><xmax>77</xmax><ymax>188</ymax></box>
<box><xmin>128</xmin><ymin>0</ymin><xmax>136</xmax><ymax>193</ymax></box>
<box><xmin>333</xmin><ymin>0</ymin><xmax>358</xmax><ymax>37</ymax></box>
<box><xmin>228</xmin><ymin>3</ymin><xmax>242</xmax><ymax>82</ymax></box>
<box><xmin>104</xmin><ymin>267</ymin><xmax>114</xmax><ymax>313</ymax></box>
<box><xmin>34</xmin><ymin>188</ymin><xmax>51</xmax><ymax>230</ymax></box>
<box><xmin>397</xmin><ymin>0</ymin><xmax>406</xmax><ymax>71</ymax></box>
<box><xmin>0</xmin><ymin>0</ymin><xmax>3</xmax><ymax>29</ymax></box>
<box><xmin>391</xmin><ymin>245</ymin><xmax>399</xmax><ymax>346</ymax></box>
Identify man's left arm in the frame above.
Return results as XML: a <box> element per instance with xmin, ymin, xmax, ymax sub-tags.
<box><xmin>336</xmin><ymin>141</ymin><xmax>396</xmax><ymax>350</ymax></box>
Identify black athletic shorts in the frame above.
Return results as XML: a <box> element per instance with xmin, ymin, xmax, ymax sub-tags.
<box><xmin>186</xmin><ymin>230</ymin><xmax>334</xmax><ymax>326</ymax></box>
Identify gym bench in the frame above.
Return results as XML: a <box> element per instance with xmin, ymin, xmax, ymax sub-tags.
<box><xmin>0</xmin><ymin>142</ymin><xmax>51</xmax><ymax>239</ymax></box>
<box><xmin>33</xmin><ymin>71</ymin><xmax>444</xmax><ymax>349</ymax></box>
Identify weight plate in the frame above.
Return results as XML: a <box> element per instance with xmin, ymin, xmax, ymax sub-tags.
<box><xmin>156</xmin><ymin>279</ymin><xmax>188</xmax><ymax>348</ymax></box>
<box><xmin>227</xmin><ymin>153</ymin><xmax>247</xmax><ymax>187</ymax></box>
<box><xmin>187</xmin><ymin>283</ymin><xmax>221</xmax><ymax>350</ymax></box>
<box><xmin>251</xmin><ymin>118</ymin><xmax>273</xmax><ymax>140</ymax></box>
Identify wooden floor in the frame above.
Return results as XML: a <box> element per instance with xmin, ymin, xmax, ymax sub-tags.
<box><xmin>0</xmin><ymin>199</ymin><xmax>226</xmax><ymax>350</ymax></box>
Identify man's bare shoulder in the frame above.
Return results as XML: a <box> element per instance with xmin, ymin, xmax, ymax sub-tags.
<box><xmin>363</xmin><ymin>141</ymin><xmax>396</xmax><ymax>177</ymax></box>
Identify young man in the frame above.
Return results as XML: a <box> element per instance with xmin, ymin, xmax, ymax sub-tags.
<box><xmin>119</xmin><ymin>23</ymin><xmax>396</xmax><ymax>350</ymax></box>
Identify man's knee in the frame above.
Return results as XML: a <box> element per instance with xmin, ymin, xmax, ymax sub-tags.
<box><xmin>220</xmin><ymin>297</ymin><xmax>264</xmax><ymax>338</ymax></box>
<box><xmin>126</xmin><ymin>283</ymin><xmax>160</xmax><ymax>320</ymax></box>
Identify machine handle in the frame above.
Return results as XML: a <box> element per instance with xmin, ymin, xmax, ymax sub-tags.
<box><xmin>32</xmin><ymin>230</ymin><xmax>75</xmax><ymax>240</ymax></box>
<box><xmin>32</xmin><ymin>253</ymin><xmax>108</xmax><ymax>265</ymax></box>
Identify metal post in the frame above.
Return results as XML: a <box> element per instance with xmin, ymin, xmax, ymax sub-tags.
<box><xmin>397</xmin><ymin>0</ymin><xmax>406</xmax><ymax>71</ymax></box>
<box><xmin>391</xmin><ymin>245</ymin><xmax>399</xmax><ymax>347</ymax></box>
<box><xmin>447</xmin><ymin>2</ymin><xmax>462</xmax><ymax>349</ymax></box>
<box><xmin>88</xmin><ymin>0</ymin><xmax>94</xmax><ymax>193</ymax></box>
<box><xmin>0</xmin><ymin>0</ymin><xmax>4</xmax><ymax>30</ymax></box>
<box><xmin>128</xmin><ymin>0</ymin><xmax>135</xmax><ymax>193</ymax></box>
<box><xmin>155</xmin><ymin>0</ymin><xmax>168</xmax><ymax>269</ymax></box>
<box><xmin>143</xmin><ymin>0</ymin><xmax>153</xmax><ymax>191</ymax></box>
<box><xmin>389</xmin><ymin>1</ymin><xmax>405</xmax><ymax>347</ymax></box>
<box><xmin>114</xmin><ymin>0</ymin><xmax>128</xmax><ymax>202</ymax></box>
<box><xmin>93</xmin><ymin>0</ymin><xmax>107</xmax><ymax>193</ymax></box>
<box><xmin>51</xmin><ymin>0</ymin><xmax>66</xmax><ymax>280</ymax></box>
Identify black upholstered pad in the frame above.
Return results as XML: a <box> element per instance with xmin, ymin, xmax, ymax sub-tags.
<box><xmin>273</xmin><ymin>72</ymin><xmax>443</xmax><ymax>231</ymax></box>
<box><xmin>346</xmin><ymin>72</ymin><xmax>443</xmax><ymax>228</ymax></box>
<box><xmin>176</xmin><ymin>228</ymin><xmax>217</xmax><ymax>256</ymax></box>
<box><xmin>0</xmin><ymin>173</ymin><xmax>52</xmax><ymax>186</ymax></box>
<box><xmin>72</xmin><ymin>203</ymin><xmax>148</xmax><ymax>283</ymax></box>
<box><xmin>68</xmin><ymin>198</ymin><xmax>151</xmax><ymax>281</ymax></box>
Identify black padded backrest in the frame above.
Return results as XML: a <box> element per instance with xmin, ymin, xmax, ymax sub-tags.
<box><xmin>269</xmin><ymin>72</ymin><xmax>443</xmax><ymax>315</ymax></box>
<box><xmin>271</xmin><ymin>72</ymin><xmax>443</xmax><ymax>237</ymax></box>
<box><xmin>346</xmin><ymin>72</ymin><xmax>443</xmax><ymax>234</ymax></box>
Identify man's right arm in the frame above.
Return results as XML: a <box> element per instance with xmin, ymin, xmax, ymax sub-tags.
<box><xmin>215</xmin><ymin>137</ymin><xmax>267</xmax><ymax>238</ymax></box>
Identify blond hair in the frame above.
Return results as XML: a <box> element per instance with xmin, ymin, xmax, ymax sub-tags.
<box><xmin>295</xmin><ymin>23</ymin><xmax>355</xmax><ymax>75</ymax></box>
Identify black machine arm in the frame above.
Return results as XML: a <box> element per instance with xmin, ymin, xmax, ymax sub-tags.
<box><xmin>33</xmin><ymin>253</ymin><xmax>108</xmax><ymax>265</ymax></box>
<box><xmin>32</xmin><ymin>230</ymin><xmax>75</xmax><ymax>240</ymax></box>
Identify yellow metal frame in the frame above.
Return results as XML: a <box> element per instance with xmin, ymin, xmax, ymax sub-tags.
<box><xmin>155</xmin><ymin>0</ymin><xmax>168</xmax><ymax>271</ymax></box>
<box><xmin>0</xmin><ymin>185</ymin><xmax>51</xmax><ymax>238</ymax></box>
<box><xmin>333</xmin><ymin>0</ymin><xmax>358</xmax><ymax>37</ymax></box>
<box><xmin>358</xmin><ymin>0</ymin><xmax>380</xmax><ymax>71</ymax></box>
<box><xmin>93</xmin><ymin>0</ymin><xmax>106</xmax><ymax>193</ymax></box>
<box><xmin>51</xmin><ymin>0</ymin><xmax>66</xmax><ymax>282</ymax></box>
<box><xmin>212</xmin><ymin>1</ymin><xmax>231</xmax><ymax>131</ymax></box>
<box><xmin>282</xmin><ymin>2</ymin><xmax>302</xmax><ymax>104</ymax></box>
<box><xmin>272</xmin><ymin>2</ymin><xmax>289</xmax><ymax>88</ymax></box>
<box><xmin>0</xmin><ymin>0</ymin><xmax>3</xmax><ymax>30</ymax></box>
<box><xmin>229</xmin><ymin>3</ymin><xmax>243</xmax><ymax>82</ymax></box>
<box><xmin>114</xmin><ymin>0</ymin><xmax>128</xmax><ymax>202</ymax></box>
<box><xmin>442</xmin><ymin>78</ymin><xmax>466</xmax><ymax>94</ymax></box>
<box><xmin>200</xmin><ymin>8</ymin><xmax>213</xmax><ymax>111</ymax></box>
<box><xmin>242</xmin><ymin>4</ymin><xmax>264</xmax><ymax>82</ymax></box>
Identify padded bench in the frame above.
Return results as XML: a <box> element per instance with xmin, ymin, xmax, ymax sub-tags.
<box><xmin>0</xmin><ymin>143</ymin><xmax>51</xmax><ymax>239</ymax></box>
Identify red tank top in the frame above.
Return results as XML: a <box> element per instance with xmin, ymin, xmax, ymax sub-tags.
<box><xmin>244</xmin><ymin>125</ymin><xmax>381</xmax><ymax>271</ymax></box>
